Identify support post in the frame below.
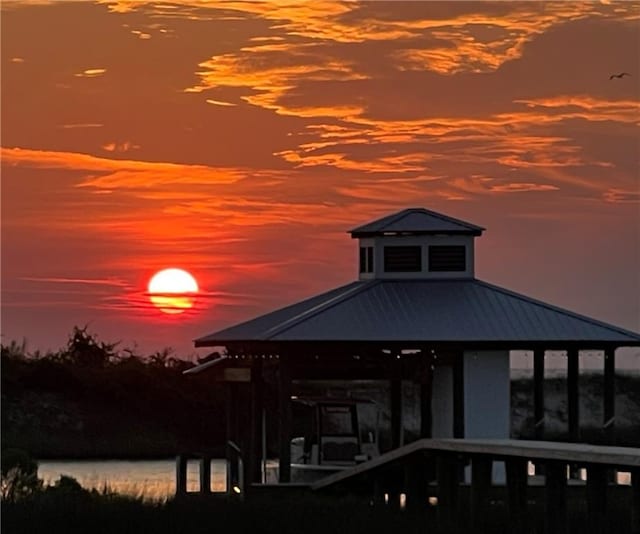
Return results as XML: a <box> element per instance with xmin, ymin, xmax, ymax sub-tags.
<box><xmin>372</xmin><ymin>477</ymin><xmax>385</xmax><ymax>506</ymax></box>
<box><xmin>533</xmin><ymin>349</ymin><xmax>545</xmax><ymax>440</ymax></box>
<box><xmin>506</xmin><ymin>458</ymin><xmax>528</xmax><ymax>534</ymax></box>
<box><xmin>199</xmin><ymin>455</ymin><xmax>211</xmax><ymax>494</ymax></box>
<box><xmin>586</xmin><ymin>464</ymin><xmax>607</xmax><ymax>534</ymax></box>
<box><xmin>603</xmin><ymin>347</ymin><xmax>616</xmax><ymax>445</ymax></box>
<box><xmin>436</xmin><ymin>454</ymin><xmax>459</xmax><ymax>529</ymax></box>
<box><xmin>632</xmin><ymin>469</ymin><xmax>640</xmax><ymax>534</ymax></box>
<box><xmin>419</xmin><ymin>355</ymin><xmax>434</xmax><ymax>439</ymax></box>
<box><xmin>246</xmin><ymin>359</ymin><xmax>263</xmax><ymax>488</ymax></box>
<box><xmin>567</xmin><ymin>349</ymin><xmax>580</xmax><ymax>443</ymax></box>
<box><xmin>453</xmin><ymin>352</ymin><xmax>464</xmax><ymax>439</ymax></box>
<box><xmin>404</xmin><ymin>453</ymin><xmax>429</xmax><ymax>513</ymax></box>
<box><xmin>390</xmin><ymin>375</ymin><xmax>402</xmax><ymax>449</ymax></box>
<box><xmin>470</xmin><ymin>456</ymin><xmax>492</xmax><ymax>533</ymax></box>
<box><xmin>226</xmin><ymin>383</ymin><xmax>240</xmax><ymax>492</ymax></box>
<box><xmin>278</xmin><ymin>354</ymin><xmax>292</xmax><ymax>483</ymax></box>
<box><xmin>545</xmin><ymin>461</ymin><xmax>567</xmax><ymax>534</ymax></box>
<box><xmin>175</xmin><ymin>454</ymin><xmax>188</xmax><ymax>496</ymax></box>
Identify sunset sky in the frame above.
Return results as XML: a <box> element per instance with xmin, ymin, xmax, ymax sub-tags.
<box><xmin>2</xmin><ymin>1</ymin><xmax>639</xmax><ymax>365</ymax></box>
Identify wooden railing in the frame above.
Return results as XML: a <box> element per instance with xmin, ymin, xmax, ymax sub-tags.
<box><xmin>175</xmin><ymin>441</ymin><xmax>243</xmax><ymax>497</ymax></box>
<box><xmin>313</xmin><ymin>438</ymin><xmax>640</xmax><ymax>534</ymax></box>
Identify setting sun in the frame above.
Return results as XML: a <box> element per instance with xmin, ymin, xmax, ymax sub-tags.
<box><xmin>148</xmin><ymin>268</ymin><xmax>198</xmax><ymax>314</ymax></box>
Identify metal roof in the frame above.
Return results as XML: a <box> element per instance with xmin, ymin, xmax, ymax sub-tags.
<box><xmin>194</xmin><ymin>279</ymin><xmax>640</xmax><ymax>346</ymax></box>
<box><xmin>349</xmin><ymin>208</ymin><xmax>485</xmax><ymax>237</ymax></box>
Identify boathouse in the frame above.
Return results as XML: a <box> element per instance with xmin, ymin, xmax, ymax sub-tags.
<box><xmin>188</xmin><ymin>208</ymin><xmax>640</xmax><ymax>495</ymax></box>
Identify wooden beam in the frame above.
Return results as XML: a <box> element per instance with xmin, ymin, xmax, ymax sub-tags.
<box><xmin>567</xmin><ymin>349</ymin><xmax>580</xmax><ymax>443</ymax></box>
<box><xmin>534</xmin><ymin>349</ymin><xmax>545</xmax><ymax>440</ymax></box>
<box><xmin>278</xmin><ymin>355</ymin><xmax>292</xmax><ymax>483</ymax></box>
<box><xmin>453</xmin><ymin>352</ymin><xmax>464</xmax><ymax>439</ymax></box>
<box><xmin>603</xmin><ymin>348</ymin><xmax>615</xmax><ymax>445</ymax></box>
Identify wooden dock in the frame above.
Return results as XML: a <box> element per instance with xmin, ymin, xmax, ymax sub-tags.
<box><xmin>312</xmin><ymin>439</ymin><xmax>640</xmax><ymax>534</ymax></box>
<box><xmin>175</xmin><ymin>439</ymin><xmax>639</xmax><ymax>533</ymax></box>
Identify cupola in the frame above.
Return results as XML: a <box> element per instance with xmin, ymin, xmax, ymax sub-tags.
<box><xmin>349</xmin><ymin>208</ymin><xmax>484</xmax><ymax>280</ymax></box>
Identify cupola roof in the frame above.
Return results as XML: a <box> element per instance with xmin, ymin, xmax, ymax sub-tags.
<box><xmin>349</xmin><ymin>208</ymin><xmax>484</xmax><ymax>238</ymax></box>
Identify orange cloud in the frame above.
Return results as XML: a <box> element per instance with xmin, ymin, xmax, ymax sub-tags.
<box><xmin>1</xmin><ymin>147</ymin><xmax>244</xmax><ymax>188</ymax></box>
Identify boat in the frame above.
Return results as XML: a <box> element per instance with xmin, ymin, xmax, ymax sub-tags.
<box><xmin>267</xmin><ymin>396</ymin><xmax>380</xmax><ymax>484</ymax></box>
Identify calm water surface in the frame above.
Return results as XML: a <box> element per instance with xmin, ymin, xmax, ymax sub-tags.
<box><xmin>39</xmin><ymin>459</ymin><xmax>227</xmax><ymax>500</ymax></box>
<box><xmin>39</xmin><ymin>459</ymin><xmax>630</xmax><ymax>500</ymax></box>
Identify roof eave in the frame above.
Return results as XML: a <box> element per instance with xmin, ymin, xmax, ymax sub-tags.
<box><xmin>195</xmin><ymin>338</ymin><xmax>640</xmax><ymax>349</ymax></box>
<box><xmin>349</xmin><ymin>229</ymin><xmax>484</xmax><ymax>238</ymax></box>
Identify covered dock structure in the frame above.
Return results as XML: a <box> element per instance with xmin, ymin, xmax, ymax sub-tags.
<box><xmin>187</xmin><ymin>208</ymin><xmax>640</xmax><ymax>497</ymax></box>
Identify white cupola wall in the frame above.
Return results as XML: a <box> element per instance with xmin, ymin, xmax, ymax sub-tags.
<box><xmin>349</xmin><ymin>208</ymin><xmax>484</xmax><ymax>281</ymax></box>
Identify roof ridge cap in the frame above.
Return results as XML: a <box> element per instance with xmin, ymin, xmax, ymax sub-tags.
<box><xmin>263</xmin><ymin>280</ymin><xmax>382</xmax><ymax>340</ymax></box>
<box><xmin>475</xmin><ymin>279</ymin><xmax>640</xmax><ymax>340</ymax></box>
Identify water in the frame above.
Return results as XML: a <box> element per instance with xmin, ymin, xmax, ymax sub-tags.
<box><xmin>38</xmin><ymin>459</ymin><xmax>227</xmax><ymax>500</ymax></box>
<box><xmin>39</xmin><ymin>459</ymin><xmax>630</xmax><ymax>500</ymax></box>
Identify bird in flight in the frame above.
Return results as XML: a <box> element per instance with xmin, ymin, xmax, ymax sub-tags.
<box><xmin>609</xmin><ymin>72</ymin><xmax>631</xmax><ymax>80</ymax></box>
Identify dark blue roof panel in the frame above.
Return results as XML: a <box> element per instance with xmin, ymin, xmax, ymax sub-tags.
<box><xmin>195</xmin><ymin>279</ymin><xmax>640</xmax><ymax>346</ymax></box>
